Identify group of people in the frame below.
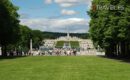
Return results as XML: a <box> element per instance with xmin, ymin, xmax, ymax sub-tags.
<box><xmin>3</xmin><ymin>48</ymin><xmax>78</xmax><ymax>56</ymax></box>
<box><xmin>39</xmin><ymin>48</ymin><xmax>78</xmax><ymax>56</ymax></box>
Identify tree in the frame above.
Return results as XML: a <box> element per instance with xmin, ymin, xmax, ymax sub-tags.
<box><xmin>18</xmin><ymin>25</ymin><xmax>32</xmax><ymax>54</ymax></box>
<box><xmin>18</xmin><ymin>26</ymin><xmax>43</xmax><ymax>53</ymax></box>
<box><xmin>88</xmin><ymin>0</ymin><xmax>130</xmax><ymax>57</ymax></box>
<box><xmin>31</xmin><ymin>30</ymin><xmax>43</xmax><ymax>49</ymax></box>
<box><xmin>0</xmin><ymin>0</ymin><xmax>20</xmax><ymax>56</ymax></box>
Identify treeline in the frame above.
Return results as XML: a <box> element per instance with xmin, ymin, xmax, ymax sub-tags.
<box><xmin>0</xmin><ymin>0</ymin><xmax>43</xmax><ymax>56</ymax></box>
<box><xmin>43</xmin><ymin>32</ymin><xmax>89</xmax><ymax>39</ymax></box>
<box><xmin>88</xmin><ymin>0</ymin><xmax>130</xmax><ymax>58</ymax></box>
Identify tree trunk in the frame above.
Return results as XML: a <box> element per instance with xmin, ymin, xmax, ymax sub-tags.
<box><xmin>115</xmin><ymin>44</ymin><xmax>118</xmax><ymax>56</ymax></box>
<box><xmin>125</xmin><ymin>42</ymin><xmax>128</xmax><ymax>57</ymax></box>
<box><xmin>126</xmin><ymin>42</ymin><xmax>130</xmax><ymax>57</ymax></box>
<box><xmin>1</xmin><ymin>45</ymin><xmax>7</xmax><ymax>57</ymax></box>
<box><xmin>120</xmin><ymin>41</ymin><xmax>125</xmax><ymax>57</ymax></box>
<box><xmin>113</xmin><ymin>43</ymin><xmax>117</xmax><ymax>56</ymax></box>
<box><xmin>105</xmin><ymin>47</ymin><xmax>113</xmax><ymax>57</ymax></box>
<box><xmin>117</xmin><ymin>42</ymin><xmax>122</xmax><ymax>57</ymax></box>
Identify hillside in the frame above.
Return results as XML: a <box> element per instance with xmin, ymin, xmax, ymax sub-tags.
<box><xmin>42</xmin><ymin>32</ymin><xmax>89</xmax><ymax>39</ymax></box>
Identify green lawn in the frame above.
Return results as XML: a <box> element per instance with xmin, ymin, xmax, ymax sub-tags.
<box><xmin>56</xmin><ymin>41</ymin><xmax>79</xmax><ymax>48</ymax></box>
<box><xmin>56</xmin><ymin>41</ymin><xmax>64</xmax><ymax>48</ymax></box>
<box><xmin>70</xmin><ymin>41</ymin><xmax>79</xmax><ymax>48</ymax></box>
<box><xmin>0</xmin><ymin>56</ymin><xmax>130</xmax><ymax>80</ymax></box>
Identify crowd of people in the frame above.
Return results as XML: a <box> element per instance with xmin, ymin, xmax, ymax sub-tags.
<box><xmin>1</xmin><ymin>48</ymin><xmax>78</xmax><ymax>56</ymax></box>
<box><xmin>38</xmin><ymin>48</ymin><xmax>78</xmax><ymax>56</ymax></box>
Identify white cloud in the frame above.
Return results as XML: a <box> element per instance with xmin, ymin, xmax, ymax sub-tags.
<box><xmin>60</xmin><ymin>3</ymin><xmax>75</xmax><ymax>7</ymax></box>
<box><xmin>55</xmin><ymin>0</ymin><xmax>78</xmax><ymax>3</ymax></box>
<box><xmin>20</xmin><ymin>18</ymin><xmax>89</xmax><ymax>33</ymax></box>
<box><xmin>45</xmin><ymin>0</ymin><xmax>53</xmax><ymax>4</ymax></box>
<box><xmin>54</xmin><ymin>0</ymin><xmax>92</xmax><ymax>8</ymax></box>
<box><xmin>44</xmin><ymin>0</ymin><xmax>92</xmax><ymax>8</ymax></box>
<box><xmin>61</xmin><ymin>9</ymin><xmax>78</xmax><ymax>15</ymax></box>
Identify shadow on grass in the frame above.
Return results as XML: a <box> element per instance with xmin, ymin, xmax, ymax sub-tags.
<box><xmin>98</xmin><ymin>55</ymin><xmax>130</xmax><ymax>63</ymax></box>
<box><xmin>0</xmin><ymin>56</ymin><xmax>27</xmax><ymax>61</ymax></box>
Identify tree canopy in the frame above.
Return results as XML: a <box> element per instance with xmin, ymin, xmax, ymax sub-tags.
<box><xmin>88</xmin><ymin>0</ymin><xmax>130</xmax><ymax>57</ymax></box>
<box><xmin>0</xmin><ymin>0</ymin><xmax>20</xmax><ymax>56</ymax></box>
<box><xmin>0</xmin><ymin>0</ymin><xmax>45</xmax><ymax>56</ymax></box>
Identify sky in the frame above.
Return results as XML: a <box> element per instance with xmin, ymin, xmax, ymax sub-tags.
<box><xmin>11</xmin><ymin>0</ymin><xmax>92</xmax><ymax>33</ymax></box>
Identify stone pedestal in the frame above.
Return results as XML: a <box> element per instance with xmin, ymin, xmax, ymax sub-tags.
<box><xmin>30</xmin><ymin>39</ymin><xmax>32</xmax><ymax>54</ymax></box>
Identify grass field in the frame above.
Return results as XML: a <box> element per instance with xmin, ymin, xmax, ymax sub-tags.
<box><xmin>70</xmin><ymin>41</ymin><xmax>79</xmax><ymax>48</ymax></box>
<box><xmin>0</xmin><ymin>56</ymin><xmax>130</xmax><ymax>80</ymax></box>
<box><xmin>56</xmin><ymin>41</ymin><xmax>79</xmax><ymax>48</ymax></box>
<box><xmin>56</xmin><ymin>41</ymin><xmax>64</xmax><ymax>48</ymax></box>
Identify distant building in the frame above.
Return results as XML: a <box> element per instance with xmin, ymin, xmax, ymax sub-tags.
<box><xmin>39</xmin><ymin>29</ymin><xmax>97</xmax><ymax>55</ymax></box>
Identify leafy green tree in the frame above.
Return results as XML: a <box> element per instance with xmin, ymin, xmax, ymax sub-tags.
<box><xmin>18</xmin><ymin>25</ymin><xmax>32</xmax><ymax>53</ymax></box>
<box><xmin>18</xmin><ymin>26</ymin><xmax>43</xmax><ymax>52</ymax></box>
<box><xmin>0</xmin><ymin>0</ymin><xmax>20</xmax><ymax>56</ymax></box>
<box><xmin>88</xmin><ymin>0</ymin><xmax>130</xmax><ymax>57</ymax></box>
<box><xmin>31</xmin><ymin>30</ymin><xmax>43</xmax><ymax>49</ymax></box>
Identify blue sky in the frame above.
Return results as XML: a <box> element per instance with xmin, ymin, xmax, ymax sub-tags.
<box><xmin>11</xmin><ymin>0</ymin><xmax>92</xmax><ymax>33</ymax></box>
